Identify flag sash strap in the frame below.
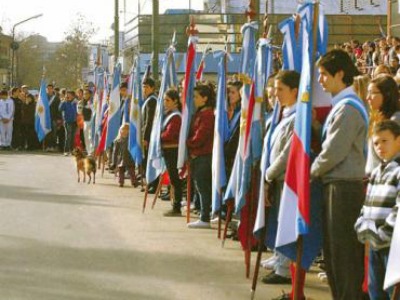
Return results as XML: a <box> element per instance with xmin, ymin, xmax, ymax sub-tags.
<box><xmin>270</xmin><ymin>112</ymin><xmax>296</xmax><ymax>148</ymax></box>
<box><xmin>229</xmin><ymin>109</ymin><xmax>241</xmax><ymax>137</ymax></box>
<box><xmin>141</xmin><ymin>95</ymin><xmax>158</xmax><ymax>116</ymax></box>
<box><xmin>322</xmin><ymin>96</ymin><xmax>369</xmax><ymax>141</ymax></box>
<box><xmin>162</xmin><ymin>111</ymin><xmax>181</xmax><ymax>130</ymax></box>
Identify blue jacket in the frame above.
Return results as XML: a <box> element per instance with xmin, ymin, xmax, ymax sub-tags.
<box><xmin>59</xmin><ymin>100</ymin><xmax>77</xmax><ymax>123</ymax></box>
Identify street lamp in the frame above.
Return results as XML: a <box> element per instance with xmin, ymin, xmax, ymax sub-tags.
<box><xmin>10</xmin><ymin>13</ymin><xmax>43</xmax><ymax>87</ymax></box>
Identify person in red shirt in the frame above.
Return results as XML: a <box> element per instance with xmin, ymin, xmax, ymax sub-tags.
<box><xmin>161</xmin><ymin>88</ymin><xmax>183</xmax><ymax>217</ymax></box>
<box><xmin>187</xmin><ymin>82</ymin><xmax>215</xmax><ymax>229</ymax></box>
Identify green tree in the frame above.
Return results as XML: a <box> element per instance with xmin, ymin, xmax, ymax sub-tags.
<box><xmin>47</xmin><ymin>14</ymin><xmax>97</xmax><ymax>88</ymax></box>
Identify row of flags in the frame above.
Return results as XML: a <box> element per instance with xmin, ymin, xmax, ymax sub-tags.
<box><xmin>33</xmin><ymin>1</ymin><xmax>400</xmax><ymax>291</ymax></box>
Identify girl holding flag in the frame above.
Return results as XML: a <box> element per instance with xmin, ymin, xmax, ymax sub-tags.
<box><xmin>186</xmin><ymin>82</ymin><xmax>215</xmax><ymax>229</ymax></box>
<box><xmin>161</xmin><ymin>88</ymin><xmax>183</xmax><ymax>217</ymax></box>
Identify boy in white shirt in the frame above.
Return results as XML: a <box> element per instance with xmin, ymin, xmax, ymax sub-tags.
<box><xmin>0</xmin><ymin>90</ymin><xmax>15</xmax><ymax>149</ymax></box>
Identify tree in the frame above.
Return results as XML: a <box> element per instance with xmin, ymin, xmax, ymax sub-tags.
<box><xmin>47</xmin><ymin>14</ymin><xmax>97</xmax><ymax>88</ymax></box>
<box><xmin>17</xmin><ymin>34</ymin><xmax>49</xmax><ymax>88</ymax></box>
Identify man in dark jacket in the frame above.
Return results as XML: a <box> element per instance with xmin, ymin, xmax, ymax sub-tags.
<box><xmin>45</xmin><ymin>84</ymin><xmax>62</xmax><ymax>151</ymax></box>
<box><xmin>141</xmin><ymin>77</ymin><xmax>158</xmax><ymax>193</ymax></box>
<box><xmin>10</xmin><ymin>87</ymin><xmax>23</xmax><ymax>150</ymax></box>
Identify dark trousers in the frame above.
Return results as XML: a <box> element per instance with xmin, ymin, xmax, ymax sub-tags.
<box><xmin>44</xmin><ymin>121</ymin><xmax>57</xmax><ymax>148</ymax></box>
<box><xmin>11</xmin><ymin>121</ymin><xmax>23</xmax><ymax>149</ymax></box>
<box><xmin>368</xmin><ymin>247</ymin><xmax>394</xmax><ymax>300</ymax></box>
<box><xmin>21</xmin><ymin>124</ymin><xmax>39</xmax><ymax>150</ymax></box>
<box><xmin>163</xmin><ymin>148</ymin><xmax>182</xmax><ymax>211</ymax></box>
<box><xmin>64</xmin><ymin>122</ymin><xmax>77</xmax><ymax>153</ymax></box>
<box><xmin>118</xmin><ymin>166</ymin><xmax>136</xmax><ymax>186</ymax></box>
<box><xmin>322</xmin><ymin>181</ymin><xmax>365</xmax><ymax>300</ymax></box>
<box><xmin>190</xmin><ymin>155</ymin><xmax>212</xmax><ymax>222</ymax></box>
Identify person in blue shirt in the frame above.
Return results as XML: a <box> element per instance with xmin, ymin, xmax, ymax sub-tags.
<box><xmin>59</xmin><ymin>90</ymin><xmax>77</xmax><ymax>156</ymax></box>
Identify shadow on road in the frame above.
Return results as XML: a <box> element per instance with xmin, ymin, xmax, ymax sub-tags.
<box><xmin>0</xmin><ymin>234</ymin><xmax>240</xmax><ymax>299</ymax></box>
<box><xmin>0</xmin><ymin>184</ymin><xmax>130</xmax><ymax>210</ymax></box>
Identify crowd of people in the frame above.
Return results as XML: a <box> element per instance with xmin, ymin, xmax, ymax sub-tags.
<box><xmin>2</xmin><ymin>35</ymin><xmax>400</xmax><ymax>299</ymax></box>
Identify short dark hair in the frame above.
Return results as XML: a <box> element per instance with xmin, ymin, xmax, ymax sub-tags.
<box><xmin>316</xmin><ymin>49</ymin><xmax>359</xmax><ymax>86</ymax></box>
<box><xmin>373</xmin><ymin>120</ymin><xmax>400</xmax><ymax>137</ymax></box>
<box><xmin>370</xmin><ymin>75</ymin><xmax>400</xmax><ymax>119</ymax></box>
<box><xmin>0</xmin><ymin>90</ymin><xmax>8</xmax><ymax>96</ymax></box>
<box><xmin>11</xmin><ymin>87</ymin><xmax>20</xmax><ymax>95</ymax></box>
<box><xmin>142</xmin><ymin>77</ymin><xmax>155</xmax><ymax>88</ymax></box>
<box><xmin>274</xmin><ymin>70</ymin><xmax>300</xmax><ymax>90</ymax></box>
<box><xmin>47</xmin><ymin>84</ymin><xmax>54</xmax><ymax>88</ymax></box>
<box><xmin>120</xmin><ymin>82</ymin><xmax>128</xmax><ymax>89</ymax></box>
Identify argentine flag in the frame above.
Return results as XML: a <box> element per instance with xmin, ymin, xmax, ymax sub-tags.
<box><xmin>34</xmin><ymin>79</ymin><xmax>51</xmax><ymax>142</ymax></box>
<box><xmin>106</xmin><ymin>63</ymin><xmax>122</xmax><ymax>149</ymax></box>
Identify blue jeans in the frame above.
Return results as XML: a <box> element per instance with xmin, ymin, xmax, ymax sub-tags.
<box><xmin>190</xmin><ymin>155</ymin><xmax>212</xmax><ymax>222</ymax></box>
<box><xmin>369</xmin><ymin>247</ymin><xmax>394</xmax><ymax>300</ymax></box>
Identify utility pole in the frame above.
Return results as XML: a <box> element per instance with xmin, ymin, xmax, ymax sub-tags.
<box><xmin>152</xmin><ymin>0</ymin><xmax>159</xmax><ymax>81</ymax></box>
<box><xmin>114</xmin><ymin>0</ymin><xmax>119</xmax><ymax>63</ymax></box>
<box><xmin>388</xmin><ymin>0</ymin><xmax>392</xmax><ymax>37</ymax></box>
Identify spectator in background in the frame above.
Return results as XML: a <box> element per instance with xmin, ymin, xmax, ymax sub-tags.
<box><xmin>10</xmin><ymin>87</ymin><xmax>23</xmax><ymax>150</ymax></box>
<box><xmin>21</xmin><ymin>93</ymin><xmax>39</xmax><ymax>150</ymax></box>
<box><xmin>45</xmin><ymin>84</ymin><xmax>61</xmax><ymax>152</ymax></box>
<box><xmin>59</xmin><ymin>90</ymin><xmax>77</xmax><ymax>156</ymax></box>
<box><xmin>0</xmin><ymin>89</ymin><xmax>14</xmax><ymax>150</ymax></box>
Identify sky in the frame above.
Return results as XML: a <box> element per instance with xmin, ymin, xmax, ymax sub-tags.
<box><xmin>0</xmin><ymin>0</ymin><xmax>204</xmax><ymax>43</ymax></box>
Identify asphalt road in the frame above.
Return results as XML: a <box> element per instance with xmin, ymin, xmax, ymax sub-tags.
<box><xmin>0</xmin><ymin>152</ymin><xmax>331</xmax><ymax>300</ymax></box>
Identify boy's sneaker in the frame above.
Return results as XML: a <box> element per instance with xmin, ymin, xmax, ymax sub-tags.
<box><xmin>187</xmin><ymin>220</ymin><xmax>211</xmax><ymax>229</ymax></box>
<box><xmin>210</xmin><ymin>216</ymin><xmax>225</xmax><ymax>224</ymax></box>
<box><xmin>261</xmin><ymin>254</ymin><xmax>279</xmax><ymax>270</ymax></box>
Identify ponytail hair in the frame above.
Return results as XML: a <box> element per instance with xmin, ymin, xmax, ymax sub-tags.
<box><xmin>194</xmin><ymin>81</ymin><xmax>216</xmax><ymax>108</ymax></box>
<box><xmin>164</xmin><ymin>88</ymin><xmax>182</xmax><ymax>111</ymax></box>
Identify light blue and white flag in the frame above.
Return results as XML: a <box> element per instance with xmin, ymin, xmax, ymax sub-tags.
<box><xmin>34</xmin><ymin>79</ymin><xmax>51</xmax><ymax>142</ymax></box>
<box><xmin>105</xmin><ymin>63</ymin><xmax>122</xmax><ymax>149</ymax></box>
<box><xmin>211</xmin><ymin>52</ymin><xmax>230</xmax><ymax>214</ymax></box>
<box><xmin>129</xmin><ymin>57</ymin><xmax>144</xmax><ymax>164</ymax></box>
<box><xmin>146</xmin><ymin>43</ymin><xmax>178</xmax><ymax>184</ymax></box>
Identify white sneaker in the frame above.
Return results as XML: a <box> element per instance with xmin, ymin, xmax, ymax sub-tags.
<box><xmin>187</xmin><ymin>220</ymin><xmax>211</xmax><ymax>229</ymax></box>
<box><xmin>318</xmin><ymin>272</ymin><xmax>328</xmax><ymax>283</ymax></box>
<box><xmin>210</xmin><ymin>216</ymin><xmax>225</xmax><ymax>224</ymax></box>
<box><xmin>261</xmin><ymin>254</ymin><xmax>279</xmax><ymax>269</ymax></box>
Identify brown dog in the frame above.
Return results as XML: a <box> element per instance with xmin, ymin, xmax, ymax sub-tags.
<box><xmin>71</xmin><ymin>148</ymin><xmax>96</xmax><ymax>184</ymax></box>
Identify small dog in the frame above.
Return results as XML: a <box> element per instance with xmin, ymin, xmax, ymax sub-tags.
<box><xmin>71</xmin><ymin>148</ymin><xmax>96</xmax><ymax>184</ymax></box>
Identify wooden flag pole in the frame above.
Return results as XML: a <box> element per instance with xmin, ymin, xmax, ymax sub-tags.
<box><xmin>293</xmin><ymin>2</ymin><xmax>319</xmax><ymax>300</ymax></box>
<box><xmin>186</xmin><ymin>162</ymin><xmax>192</xmax><ymax>223</ymax></box>
<box><xmin>222</xmin><ymin>200</ymin><xmax>234</xmax><ymax>247</ymax></box>
<box><xmin>151</xmin><ymin>175</ymin><xmax>164</xmax><ymax>209</ymax></box>
<box><xmin>250</xmin><ymin>208</ymin><xmax>269</xmax><ymax>300</ymax></box>
<box><xmin>392</xmin><ymin>283</ymin><xmax>400</xmax><ymax>300</ymax></box>
<box><xmin>217</xmin><ymin>189</ymin><xmax>223</xmax><ymax>239</ymax></box>
<box><xmin>142</xmin><ymin>184</ymin><xmax>149</xmax><ymax>213</ymax></box>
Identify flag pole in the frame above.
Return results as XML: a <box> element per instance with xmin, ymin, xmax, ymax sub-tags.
<box><xmin>151</xmin><ymin>175</ymin><xmax>163</xmax><ymax>209</ymax></box>
<box><xmin>392</xmin><ymin>284</ymin><xmax>400</xmax><ymax>300</ymax></box>
<box><xmin>251</xmin><ymin>6</ymin><xmax>271</xmax><ymax>297</ymax></box>
<box><xmin>218</xmin><ymin>41</ymin><xmax>229</xmax><ymax>240</ymax></box>
<box><xmin>221</xmin><ymin>200</ymin><xmax>233</xmax><ymax>247</ymax></box>
<box><xmin>185</xmin><ymin>16</ymin><xmax>199</xmax><ymax>224</ymax></box>
<box><xmin>244</xmin><ymin>0</ymin><xmax>259</xmax><ymax>280</ymax></box>
<box><xmin>293</xmin><ymin>2</ymin><xmax>319</xmax><ymax>300</ymax></box>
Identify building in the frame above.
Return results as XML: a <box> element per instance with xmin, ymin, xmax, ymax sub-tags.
<box><xmin>121</xmin><ymin>0</ymin><xmax>387</xmax><ymax>77</ymax></box>
<box><xmin>0</xmin><ymin>32</ymin><xmax>12</xmax><ymax>87</ymax></box>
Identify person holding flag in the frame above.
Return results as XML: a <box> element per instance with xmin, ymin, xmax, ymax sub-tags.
<box><xmin>187</xmin><ymin>82</ymin><xmax>216</xmax><ymax>229</ymax></box>
<box><xmin>161</xmin><ymin>88</ymin><xmax>183</xmax><ymax>217</ymax></box>
<box><xmin>261</xmin><ymin>70</ymin><xmax>300</xmax><ymax>285</ymax></box>
<box><xmin>142</xmin><ymin>77</ymin><xmax>158</xmax><ymax>193</ymax></box>
<box><xmin>311</xmin><ymin>49</ymin><xmax>369</xmax><ymax>299</ymax></box>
